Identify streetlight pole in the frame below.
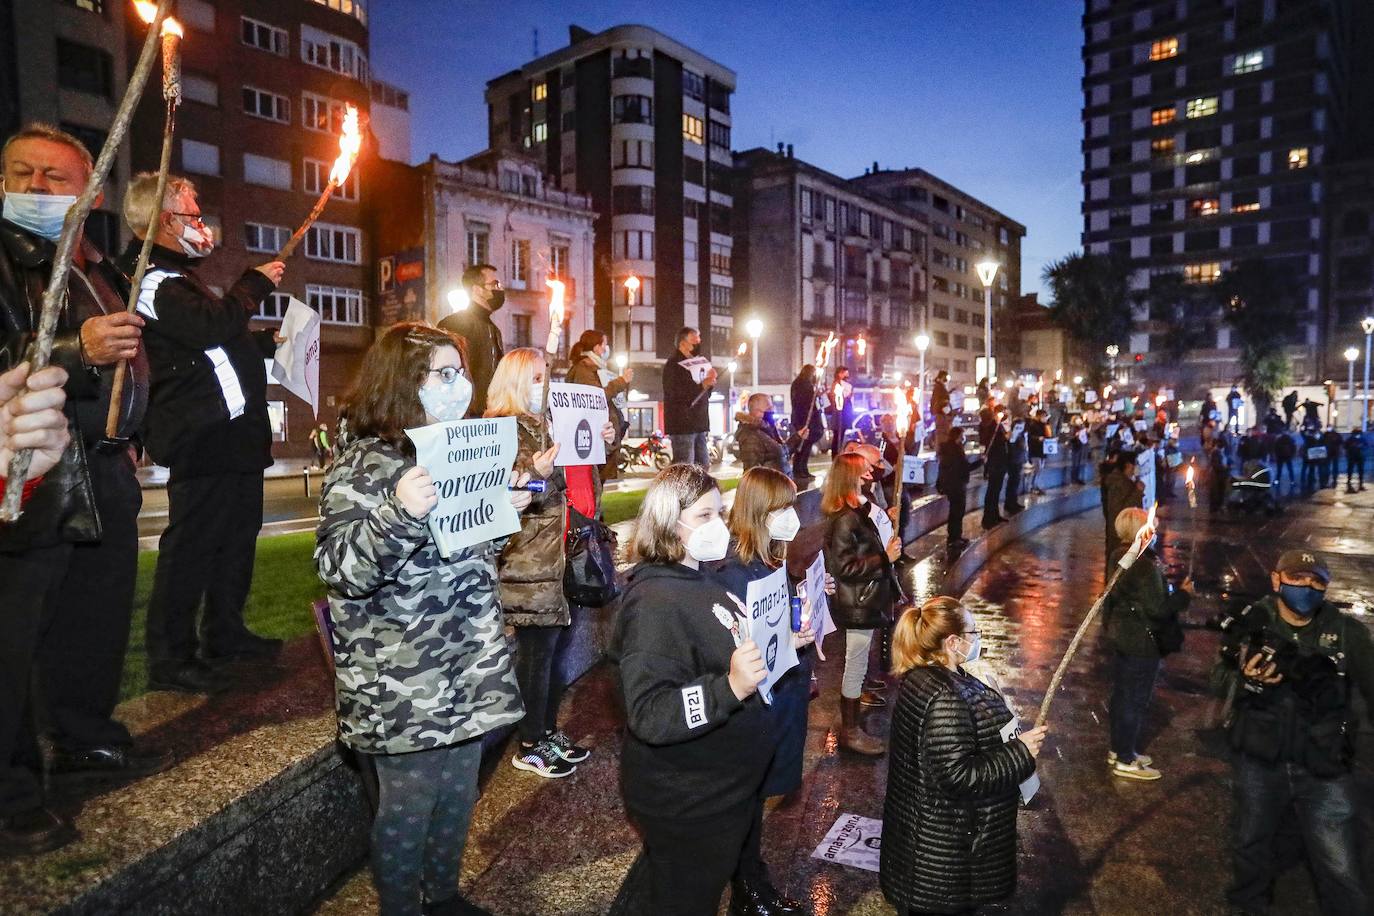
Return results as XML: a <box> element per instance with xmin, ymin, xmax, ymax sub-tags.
<box><xmin>1363</xmin><ymin>316</ymin><xmax>1374</xmax><ymax>432</ymax></box>
<box><xmin>746</xmin><ymin>317</ymin><xmax>763</xmax><ymax>389</ymax></box>
<box><xmin>976</xmin><ymin>261</ymin><xmax>999</xmax><ymax>387</ymax></box>
<box><xmin>1346</xmin><ymin>346</ymin><xmax>1359</xmax><ymax>425</ymax></box>
<box><xmin>1106</xmin><ymin>343</ymin><xmax>1120</xmax><ymax>385</ymax></box>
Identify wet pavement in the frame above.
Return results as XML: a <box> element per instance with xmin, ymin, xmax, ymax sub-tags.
<box><xmin>314</xmin><ymin>485</ymin><xmax>1374</xmax><ymax>916</ymax></box>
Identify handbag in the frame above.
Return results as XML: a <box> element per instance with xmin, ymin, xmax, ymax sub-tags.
<box><xmin>564</xmin><ymin>504</ymin><xmax>620</xmax><ymax>607</ymax></box>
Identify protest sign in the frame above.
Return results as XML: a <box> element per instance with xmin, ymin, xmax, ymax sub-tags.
<box><xmin>1043</xmin><ymin>438</ymin><xmax>1060</xmax><ymax>456</ymax></box>
<box><xmin>678</xmin><ymin>355</ymin><xmax>712</xmax><ymax>383</ymax></box>
<box><xmin>901</xmin><ymin>455</ymin><xmax>925</xmax><ymax>484</ymax></box>
<box><xmin>949</xmin><ymin>389</ymin><xmax>965</xmax><ymax>412</ymax></box>
<box><xmin>270</xmin><ymin>297</ymin><xmax>320</xmax><ymax>417</ymax></box>
<box><xmin>1078</xmin><ymin>429</ymin><xmax>1089</xmax><ymax>444</ymax></box>
<box><xmin>406</xmin><ymin>416</ymin><xmax>521</xmax><ymax>558</ymax></box>
<box><xmin>1084</xmin><ymin>389</ymin><xmax>1098</xmax><ymax>404</ymax></box>
<box><xmin>1137</xmin><ymin>447</ymin><xmax>1156</xmax><ymax>506</ymax></box>
<box><xmin>1134</xmin><ymin>419</ymin><xmax>1149</xmax><ymax>432</ymax></box>
<box><xmin>804</xmin><ymin>551</ymin><xmax>835</xmax><ymax>660</ymax></box>
<box><xmin>745</xmin><ymin>565</ymin><xmax>798</xmax><ymax>704</ymax></box>
<box><xmin>1112</xmin><ymin>398</ymin><xmax>1127</xmax><ymax>413</ymax></box>
<box><xmin>1019</xmin><ymin>386</ymin><xmax>1036</xmax><ymax>402</ymax></box>
<box><xmin>547</xmin><ymin>382</ymin><xmax>609</xmax><ymax>466</ymax></box>
<box><xmin>1105</xmin><ymin>423</ymin><xmax>1120</xmax><ymax>439</ymax></box>
<box><xmin>999</xmin><ymin>718</ymin><xmax>1041</xmax><ymax>805</ymax></box>
<box><xmin>812</xmin><ymin>814</ymin><xmax>883</xmax><ymax>873</ymax></box>
<box><xmin>869</xmin><ymin>502</ymin><xmax>894</xmax><ymax>546</ymax></box>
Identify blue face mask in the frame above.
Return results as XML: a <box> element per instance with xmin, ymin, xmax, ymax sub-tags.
<box><xmin>2</xmin><ymin>190</ymin><xmax>78</xmax><ymax>241</ymax></box>
<box><xmin>1278</xmin><ymin>582</ymin><xmax>1324</xmax><ymax>617</ymax></box>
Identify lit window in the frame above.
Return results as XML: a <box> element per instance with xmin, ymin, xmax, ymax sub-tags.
<box><xmin>533</xmin><ymin>82</ymin><xmax>547</xmax><ymax>101</ymax></box>
<box><xmin>1185</xmin><ymin>96</ymin><xmax>1218</xmax><ymax>119</ymax></box>
<box><xmin>1232</xmin><ymin>200</ymin><xmax>1261</xmax><ymax>214</ymax></box>
<box><xmin>1151</xmin><ymin>137</ymin><xmax>1175</xmax><ymax>157</ymax></box>
<box><xmin>1183</xmin><ymin>262</ymin><xmax>1221</xmax><ymax>284</ymax></box>
<box><xmin>682</xmin><ymin>114</ymin><xmax>704</xmax><ymax>144</ymax></box>
<box><xmin>1149</xmin><ymin>37</ymin><xmax>1178</xmax><ymax>61</ymax></box>
<box><xmin>1151</xmin><ymin>106</ymin><xmax>1176</xmax><ymax>126</ymax></box>
<box><xmin>1232</xmin><ymin>50</ymin><xmax>1265</xmax><ymax>75</ymax></box>
<box><xmin>1288</xmin><ymin>147</ymin><xmax>1309</xmax><ymax>169</ymax></box>
<box><xmin>1189</xmin><ymin>198</ymin><xmax>1219</xmax><ymax>217</ymax></box>
<box><xmin>532</xmin><ymin>121</ymin><xmax>547</xmax><ymax>143</ymax></box>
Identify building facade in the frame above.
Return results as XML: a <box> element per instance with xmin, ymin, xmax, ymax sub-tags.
<box><xmin>732</xmin><ymin>146</ymin><xmax>929</xmax><ymax>388</ymax></box>
<box><xmin>484</xmin><ymin>24</ymin><xmax>737</xmax><ymax>396</ymax></box>
<box><xmin>369</xmin><ymin>77</ymin><xmax>410</xmax><ymax>163</ymax></box>
<box><xmin>852</xmin><ymin>166</ymin><xmax>1026</xmax><ymax>386</ymax></box>
<box><xmin>1325</xmin><ymin>159</ymin><xmax>1374</xmax><ymax>384</ymax></box>
<box><xmin>1079</xmin><ymin>0</ymin><xmax>1372</xmax><ymax>388</ymax></box>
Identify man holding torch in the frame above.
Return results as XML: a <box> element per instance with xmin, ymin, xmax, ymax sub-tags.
<box><xmin>118</xmin><ymin>173</ymin><xmax>285</xmax><ymax>694</ymax></box>
<box><xmin>0</xmin><ymin>124</ymin><xmax>166</xmax><ymax>857</ymax></box>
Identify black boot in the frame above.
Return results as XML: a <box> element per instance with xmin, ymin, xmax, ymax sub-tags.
<box><xmin>730</xmin><ymin>877</ymin><xmax>807</xmax><ymax>916</ymax></box>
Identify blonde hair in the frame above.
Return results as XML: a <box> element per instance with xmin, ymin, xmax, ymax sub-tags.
<box><xmin>484</xmin><ymin>347</ymin><xmax>543</xmax><ymax>419</ymax></box>
<box><xmin>1114</xmin><ymin>506</ymin><xmax>1149</xmax><ymax>544</ymax></box>
<box><xmin>820</xmin><ymin>453</ymin><xmax>867</xmax><ymax>514</ymax></box>
<box><xmin>629</xmin><ymin>464</ymin><xmax>719</xmax><ymax>564</ymax></box>
<box><xmin>729</xmin><ymin>467</ymin><xmax>796</xmax><ymax>568</ymax></box>
<box><xmin>123</xmin><ymin>172</ymin><xmax>196</xmax><ymax>237</ymax></box>
<box><xmin>891</xmin><ymin>596</ymin><xmax>971</xmax><ymax>675</ymax></box>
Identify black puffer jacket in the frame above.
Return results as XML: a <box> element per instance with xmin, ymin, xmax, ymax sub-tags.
<box><xmin>823</xmin><ymin>503</ymin><xmax>901</xmax><ymax>629</ymax></box>
<box><xmin>880</xmin><ymin>665</ymin><xmax>1035</xmax><ymax>914</ymax></box>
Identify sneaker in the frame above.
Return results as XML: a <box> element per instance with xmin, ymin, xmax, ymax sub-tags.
<box><xmin>1111</xmin><ymin>758</ymin><xmax>1162</xmax><ymax>781</ymax></box>
<box><xmin>859</xmin><ymin>690</ymin><xmax>886</xmax><ymax>709</ymax></box>
<box><xmin>545</xmin><ymin>730</ymin><xmax>590</xmax><ymax>764</ymax></box>
<box><xmin>1106</xmin><ymin>751</ymin><xmax>1152</xmax><ymax>767</ymax></box>
<box><xmin>511</xmin><ymin>740</ymin><xmax>576</xmax><ymax>778</ymax></box>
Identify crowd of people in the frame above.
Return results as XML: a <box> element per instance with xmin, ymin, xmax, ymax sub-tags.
<box><xmin>2</xmin><ymin>122</ymin><xmax>1372</xmax><ymax>916</ymax></box>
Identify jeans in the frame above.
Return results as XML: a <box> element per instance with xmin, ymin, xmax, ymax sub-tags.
<box><xmin>513</xmin><ymin>624</ymin><xmax>574</xmax><ymax>744</ymax></box>
<box><xmin>1348</xmin><ymin>455</ymin><xmax>1365</xmax><ymax>488</ymax></box>
<box><xmin>668</xmin><ymin>432</ymin><xmax>710</xmax><ymax>470</ymax></box>
<box><xmin>1108</xmin><ymin>653</ymin><xmax>1160</xmax><ymax>763</ymax></box>
<box><xmin>841</xmin><ymin>629</ymin><xmax>874</xmax><ymax>699</ymax></box>
<box><xmin>1228</xmin><ymin>755</ymin><xmax>1370</xmax><ymax>916</ymax></box>
<box><xmin>369</xmin><ymin>738</ymin><xmax>483</xmax><ymax>916</ymax></box>
<box><xmin>1070</xmin><ymin>447</ymin><xmax>1085</xmax><ymax>484</ymax></box>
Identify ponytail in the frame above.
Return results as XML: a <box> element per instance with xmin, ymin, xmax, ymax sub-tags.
<box><xmin>891</xmin><ymin>596</ymin><xmax>969</xmax><ymax>675</ymax></box>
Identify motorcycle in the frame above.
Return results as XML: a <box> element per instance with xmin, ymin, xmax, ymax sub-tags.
<box><xmin>618</xmin><ymin>430</ymin><xmax>672</xmax><ymax>473</ymax></box>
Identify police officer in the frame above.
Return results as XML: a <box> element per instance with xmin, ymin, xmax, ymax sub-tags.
<box><xmin>1213</xmin><ymin>550</ymin><xmax>1374</xmax><ymax>915</ymax></box>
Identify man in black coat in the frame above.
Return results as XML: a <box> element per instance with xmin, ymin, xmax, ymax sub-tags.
<box><xmin>0</xmin><ymin>125</ymin><xmax>165</xmax><ymax>856</ymax></box>
<box><xmin>661</xmin><ymin>326</ymin><xmax>716</xmax><ymax>469</ymax></box>
<box><xmin>982</xmin><ymin>420</ymin><xmax>1011</xmax><ymax>530</ymax></box>
<box><xmin>789</xmin><ymin>364</ymin><xmax>824</xmax><ymax>480</ymax></box>
<box><xmin>437</xmin><ymin>263</ymin><xmax>504</xmax><ymax>417</ymax></box>
<box><xmin>930</xmin><ymin>369</ymin><xmax>952</xmax><ymax>444</ymax></box>
<box><xmin>827</xmin><ymin>366</ymin><xmax>855</xmax><ymax>457</ymax></box>
<box><xmin>122</xmin><ymin>173</ymin><xmax>284</xmax><ymax>694</ymax></box>
<box><xmin>936</xmin><ymin>425</ymin><xmax>981</xmax><ymax>549</ymax></box>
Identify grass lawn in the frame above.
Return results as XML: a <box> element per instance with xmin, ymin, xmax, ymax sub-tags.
<box><xmin>122</xmin><ymin>478</ymin><xmax>732</xmax><ymax>701</ymax></box>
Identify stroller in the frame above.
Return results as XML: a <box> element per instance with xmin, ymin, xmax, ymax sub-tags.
<box><xmin>1227</xmin><ymin>460</ymin><xmax>1280</xmax><ymax>515</ymax></box>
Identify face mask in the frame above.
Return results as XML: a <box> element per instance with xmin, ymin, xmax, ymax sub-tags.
<box><xmin>953</xmin><ymin>633</ymin><xmax>981</xmax><ymax>665</ymax></box>
<box><xmin>417</xmin><ymin>372</ymin><xmax>473</xmax><ymax>422</ymax></box>
<box><xmin>2</xmin><ymin>190</ymin><xmax>77</xmax><ymax>241</ymax></box>
<box><xmin>176</xmin><ymin>220</ymin><xmax>212</xmax><ymax>258</ymax></box>
<box><xmin>681</xmin><ymin>516</ymin><xmax>729</xmax><ymax>563</ymax></box>
<box><xmin>690</xmin><ymin>343</ymin><xmax>702</xmax><ymax>356</ymax></box>
<box><xmin>1278</xmin><ymin>582</ymin><xmax>1324</xmax><ymax>617</ymax></box>
<box><xmin>526</xmin><ymin>383</ymin><xmax>545</xmax><ymax>414</ymax></box>
<box><xmin>484</xmin><ymin>288</ymin><xmax>505</xmax><ymax>311</ymax></box>
<box><xmin>766</xmin><ymin>507</ymin><xmax>801</xmax><ymax>542</ymax></box>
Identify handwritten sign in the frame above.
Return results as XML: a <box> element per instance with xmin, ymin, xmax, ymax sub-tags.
<box><xmin>406</xmin><ymin>417</ymin><xmax>521</xmax><ymax>557</ymax></box>
<box><xmin>547</xmin><ymin>382</ymin><xmax>608</xmax><ymax>466</ymax></box>
<box><xmin>804</xmin><ymin>551</ymin><xmax>835</xmax><ymax>660</ymax></box>
<box><xmin>812</xmin><ymin>814</ymin><xmax>883</xmax><ymax>872</ymax></box>
<box><xmin>901</xmin><ymin>455</ymin><xmax>925</xmax><ymax>484</ymax></box>
<box><xmin>745</xmin><ymin>565</ymin><xmax>798</xmax><ymax>704</ymax></box>
<box><xmin>869</xmin><ymin>501</ymin><xmax>894</xmax><ymax>546</ymax></box>
<box><xmin>678</xmin><ymin>356</ymin><xmax>712</xmax><ymax>384</ymax></box>
<box><xmin>271</xmin><ymin>297</ymin><xmax>320</xmax><ymax>417</ymax></box>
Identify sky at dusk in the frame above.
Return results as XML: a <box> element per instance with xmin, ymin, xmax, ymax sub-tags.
<box><xmin>370</xmin><ymin>1</ymin><xmax>1085</xmax><ymax>301</ymax></box>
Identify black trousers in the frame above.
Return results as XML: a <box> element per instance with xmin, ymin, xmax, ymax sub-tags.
<box><xmin>146</xmin><ymin>470</ymin><xmax>264</xmax><ymax>670</ymax></box>
<box><xmin>611</xmin><ymin>800</ymin><xmax>755</xmax><ymax>916</ymax></box>
<box><xmin>983</xmin><ymin>469</ymin><xmax>1005</xmax><ymax>527</ymax></box>
<box><xmin>1348</xmin><ymin>456</ymin><xmax>1365</xmax><ymax>487</ymax></box>
<box><xmin>946</xmin><ymin>488</ymin><xmax>967</xmax><ymax>542</ymax></box>
<box><xmin>512</xmin><ymin>623</ymin><xmax>574</xmax><ymax>744</ymax></box>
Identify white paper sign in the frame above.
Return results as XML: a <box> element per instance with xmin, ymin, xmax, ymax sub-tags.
<box><xmin>1308</xmin><ymin>445</ymin><xmax>1328</xmax><ymax>461</ymax></box>
<box><xmin>901</xmin><ymin>455</ymin><xmax>925</xmax><ymax>484</ymax></box>
<box><xmin>1112</xmin><ymin>398</ymin><xmax>1127</xmax><ymax>413</ymax></box>
<box><xmin>1043</xmin><ymin>438</ymin><xmax>1060</xmax><ymax>456</ymax></box>
<box><xmin>1133</xmin><ymin>419</ymin><xmax>1149</xmax><ymax>432</ymax></box>
<box><xmin>949</xmin><ymin>389</ymin><xmax>966</xmax><ymax>412</ymax></box>
<box><xmin>745</xmin><ymin>565</ymin><xmax>798</xmax><ymax>704</ymax></box>
<box><xmin>1105</xmin><ymin>423</ymin><xmax>1120</xmax><ymax>439</ymax></box>
<box><xmin>812</xmin><ymin>814</ymin><xmax>883</xmax><ymax>872</ymax></box>
<box><xmin>406</xmin><ymin>417</ymin><xmax>521</xmax><ymax>558</ymax></box>
<box><xmin>999</xmin><ymin>718</ymin><xmax>1041</xmax><ymax>805</ymax></box>
<box><xmin>546</xmin><ymin>382</ymin><xmax>609</xmax><ymax>466</ymax></box>
<box><xmin>1084</xmin><ymin>390</ymin><xmax>1099</xmax><ymax>404</ymax></box>
<box><xmin>678</xmin><ymin>355</ymin><xmax>712</xmax><ymax>383</ymax></box>
<box><xmin>803</xmin><ymin>551</ymin><xmax>835</xmax><ymax>660</ymax></box>
<box><xmin>869</xmin><ymin>502</ymin><xmax>894</xmax><ymax>546</ymax></box>
<box><xmin>270</xmin><ymin>297</ymin><xmax>321</xmax><ymax>417</ymax></box>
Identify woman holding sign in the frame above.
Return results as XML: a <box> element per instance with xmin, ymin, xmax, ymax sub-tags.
<box><xmin>880</xmin><ymin>597</ymin><xmax>1047</xmax><ymax>916</ymax></box>
<box><xmin>711</xmin><ymin>467</ymin><xmax>820</xmax><ymax>916</ymax></box>
<box><xmin>610</xmin><ymin>464</ymin><xmax>774</xmax><ymax>916</ymax></box>
<box><xmin>822</xmin><ymin>453</ymin><xmax>903</xmax><ymax>756</ymax></box>
<box><xmin>316</xmin><ymin>323</ymin><xmax>528</xmax><ymax>916</ymax></box>
<box><xmin>486</xmin><ymin>348</ymin><xmax>612</xmax><ymax>779</ymax></box>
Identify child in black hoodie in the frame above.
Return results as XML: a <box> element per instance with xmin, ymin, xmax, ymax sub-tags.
<box><xmin>609</xmin><ymin>464</ymin><xmax>772</xmax><ymax>916</ymax></box>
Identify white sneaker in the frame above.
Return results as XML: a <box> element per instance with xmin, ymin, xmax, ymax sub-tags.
<box><xmin>1111</xmin><ymin>759</ymin><xmax>1162</xmax><ymax>781</ymax></box>
<box><xmin>1106</xmin><ymin>751</ymin><xmax>1152</xmax><ymax>767</ymax></box>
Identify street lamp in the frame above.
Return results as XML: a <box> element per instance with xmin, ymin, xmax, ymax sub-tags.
<box><xmin>1363</xmin><ymin>316</ymin><xmax>1374</xmax><ymax>431</ymax></box>
<box><xmin>624</xmin><ymin>274</ymin><xmax>640</xmax><ymax>307</ymax></box>
<box><xmin>1073</xmin><ymin>375</ymin><xmax>1083</xmax><ymax>385</ymax></box>
<box><xmin>976</xmin><ymin>260</ymin><xmax>999</xmax><ymax>391</ymax></box>
<box><xmin>1346</xmin><ymin>346</ymin><xmax>1360</xmax><ymax>422</ymax></box>
<box><xmin>1106</xmin><ymin>343</ymin><xmax>1120</xmax><ymax>383</ymax></box>
<box><xmin>745</xmin><ymin>317</ymin><xmax>764</xmax><ymax>388</ymax></box>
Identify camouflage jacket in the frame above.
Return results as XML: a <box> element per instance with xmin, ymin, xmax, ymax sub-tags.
<box><xmin>496</xmin><ymin>415</ymin><xmax>569</xmax><ymax>627</ymax></box>
<box><xmin>315</xmin><ymin>437</ymin><xmax>524</xmax><ymax>754</ymax></box>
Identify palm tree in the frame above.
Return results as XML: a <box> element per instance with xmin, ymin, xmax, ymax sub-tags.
<box><xmin>1217</xmin><ymin>259</ymin><xmax>1301</xmax><ymax>415</ymax></box>
<box><xmin>1042</xmin><ymin>252</ymin><xmax>1134</xmax><ymax>360</ymax></box>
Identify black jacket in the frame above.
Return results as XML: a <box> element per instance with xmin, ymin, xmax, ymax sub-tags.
<box><xmin>611</xmin><ymin>562</ymin><xmax>773</xmax><ymax>819</ymax></box>
<box><xmin>437</xmin><ymin>304</ymin><xmax>503</xmax><ymax>418</ymax></box>
<box><xmin>0</xmin><ymin>222</ymin><xmax>142</xmax><ymax>549</ymax></box>
<box><xmin>880</xmin><ymin>665</ymin><xmax>1035</xmax><ymax>914</ymax></box>
<box><xmin>734</xmin><ymin>412</ymin><xmax>787</xmax><ymax>472</ymax></box>
<box><xmin>936</xmin><ymin>440</ymin><xmax>981</xmax><ymax>496</ymax></box>
<box><xmin>984</xmin><ymin>425</ymin><xmax>1012</xmax><ymax>476</ymax></box>
<box><xmin>661</xmin><ymin>349</ymin><xmax>711</xmax><ymax>435</ymax></box>
<box><xmin>1104</xmin><ymin>546</ymin><xmax>1189</xmax><ymax>657</ymax></box>
<box><xmin>121</xmin><ymin>242</ymin><xmax>276</xmax><ymax>476</ymax></box>
<box><xmin>931</xmin><ymin>379</ymin><xmax>951</xmax><ymax>417</ymax></box>
<box><xmin>824</xmin><ymin>503</ymin><xmax>901</xmax><ymax>629</ymax></box>
<box><xmin>789</xmin><ymin>373</ymin><xmax>823</xmax><ymax>436</ymax></box>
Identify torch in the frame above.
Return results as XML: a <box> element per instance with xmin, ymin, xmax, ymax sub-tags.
<box><xmin>106</xmin><ymin>2</ymin><xmax>183</xmax><ymax>439</ymax></box>
<box><xmin>537</xmin><ymin>278</ymin><xmax>566</xmax><ymax>449</ymax></box>
<box><xmin>1</xmin><ymin>0</ymin><xmax>175</xmax><ymax>521</ymax></box>
<box><xmin>892</xmin><ymin>383</ymin><xmax>912</xmax><ymax>506</ymax></box>
<box><xmin>275</xmin><ymin>103</ymin><xmax>362</xmax><ymax>260</ymax></box>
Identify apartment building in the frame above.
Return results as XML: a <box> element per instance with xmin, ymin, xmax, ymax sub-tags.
<box><xmin>1079</xmin><ymin>0</ymin><xmax>1373</xmax><ymax>387</ymax></box>
<box><xmin>732</xmin><ymin>146</ymin><xmax>929</xmax><ymax>387</ymax></box>
<box><xmin>484</xmin><ymin>24</ymin><xmax>737</xmax><ymax>396</ymax></box>
<box><xmin>852</xmin><ymin>167</ymin><xmax>1026</xmax><ymax>386</ymax></box>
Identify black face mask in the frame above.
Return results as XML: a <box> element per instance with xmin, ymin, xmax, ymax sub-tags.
<box><xmin>690</xmin><ymin>343</ymin><xmax>701</xmax><ymax>356</ymax></box>
<box><xmin>484</xmin><ymin>288</ymin><xmax>506</xmax><ymax>312</ymax></box>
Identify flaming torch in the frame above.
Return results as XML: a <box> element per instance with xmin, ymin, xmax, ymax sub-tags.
<box><xmin>892</xmin><ymin>383</ymin><xmax>913</xmax><ymax>505</ymax></box>
<box><xmin>1</xmin><ymin>0</ymin><xmax>175</xmax><ymax>521</ymax></box>
<box><xmin>1185</xmin><ymin>460</ymin><xmax>1197</xmax><ymax>509</ymax></box>
<box><xmin>275</xmin><ymin>103</ymin><xmax>362</xmax><ymax>260</ymax></box>
<box><xmin>536</xmin><ymin>278</ymin><xmax>566</xmax><ymax>448</ymax></box>
<box><xmin>816</xmin><ymin>332</ymin><xmax>837</xmax><ymax>369</ymax></box>
<box><xmin>106</xmin><ymin>2</ymin><xmax>183</xmax><ymax>439</ymax></box>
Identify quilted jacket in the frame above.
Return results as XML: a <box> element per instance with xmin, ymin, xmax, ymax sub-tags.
<box><xmin>496</xmin><ymin>414</ymin><xmax>569</xmax><ymax>627</ymax></box>
<box><xmin>880</xmin><ymin>665</ymin><xmax>1035</xmax><ymax>914</ymax></box>
<box><xmin>823</xmin><ymin>503</ymin><xmax>902</xmax><ymax>629</ymax></box>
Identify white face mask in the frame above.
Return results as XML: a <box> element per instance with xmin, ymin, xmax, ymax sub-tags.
<box><xmin>417</xmin><ymin>372</ymin><xmax>473</xmax><ymax>422</ymax></box>
<box><xmin>681</xmin><ymin>516</ymin><xmax>730</xmax><ymax>563</ymax></box>
<box><xmin>2</xmin><ymin>189</ymin><xmax>78</xmax><ymax>241</ymax></box>
<box><xmin>527</xmin><ymin>382</ymin><xmax>545</xmax><ymax>414</ymax></box>
<box><xmin>766</xmin><ymin>506</ymin><xmax>801</xmax><ymax>542</ymax></box>
<box><xmin>176</xmin><ymin>220</ymin><xmax>212</xmax><ymax>258</ymax></box>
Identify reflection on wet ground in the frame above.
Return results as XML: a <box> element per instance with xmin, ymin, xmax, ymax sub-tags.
<box><xmin>317</xmin><ymin>487</ymin><xmax>1374</xmax><ymax>916</ymax></box>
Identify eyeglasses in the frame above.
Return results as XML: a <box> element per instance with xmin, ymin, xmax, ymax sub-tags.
<box><xmin>963</xmin><ymin>629</ymin><xmax>982</xmax><ymax>639</ymax></box>
<box><xmin>427</xmin><ymin>366</ymin><xmax>470</xmax><ymax>384</ymax></box>
<box><xmin>170</xmin><ymin>212</ymin><xmax>204</xmax><ymax>223</ymax></box>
